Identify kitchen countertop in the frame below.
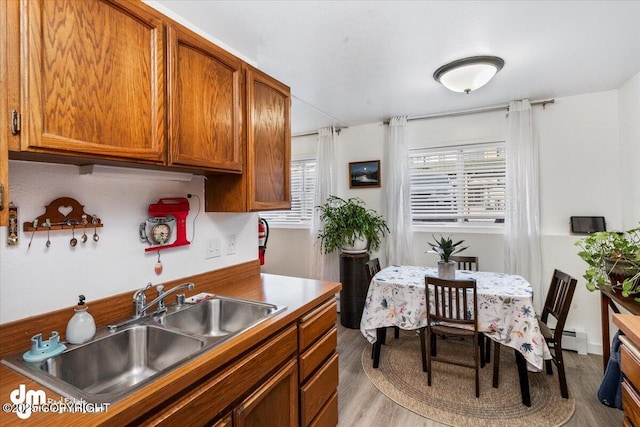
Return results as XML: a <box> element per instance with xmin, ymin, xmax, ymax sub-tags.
<box><xmin>0</xmin><ymin>273</ymin><xmax>341</xmax><ymax>426</ymax></box>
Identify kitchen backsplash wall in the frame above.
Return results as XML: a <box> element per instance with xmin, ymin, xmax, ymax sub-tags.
<box><xmin>0</xmin><ymin>160</ymin><xmax>257</xmax><ymax>323</ymax></box>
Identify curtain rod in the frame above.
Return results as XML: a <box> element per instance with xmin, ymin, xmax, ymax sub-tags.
<box><xmin>383</xmin><ymin>98</ymin><xmax>555</xmax><ymax>125</ymax></box>
<box><xmin>293</xmin><ymin>98</ymin><xmax>555</xmax><ymax>136</ymax></box>
<box><xmin>292</xmin><ymin>127</ymin><xmax>344</xmax><ymax>138</ymax></box>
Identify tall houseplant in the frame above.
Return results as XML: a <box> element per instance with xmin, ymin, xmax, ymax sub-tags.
<box><xmin>427</xmin><ymin>235</ymin><xmax>468</xmax><ymax>280</ymax></box>
<box><xmin>316</xmin><ymin>196</ymin><xmax>390</xmax><ymax>254</ymax></box>
<box><xmin>576</xmin><ymin>226</ymin><xmax>640</xmax><ymax>299</ymax></box>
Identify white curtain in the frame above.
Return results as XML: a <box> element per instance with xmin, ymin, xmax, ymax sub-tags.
<box><xmin>309</xmin><ymin>127</ymin><xmax>339</xmax><ymax>282</ymax></box>
<box><xmin>504</xmin><ymin>99</ymin><xmax>542</xmax><ymax>310</ymax></box>
<box><xmin>382</xmin><ymin>116</ymin><xmax>414</xmax><ymax>266</ymax></box>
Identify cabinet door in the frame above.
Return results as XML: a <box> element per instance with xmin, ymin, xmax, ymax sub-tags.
<box><xmin>21</xmin><ymin>0</ymin><xmax>165</xmax><ymax>162</ymax></box>
<box><xmin>246</xmin><ymin>66</ymin><xmax>291</xmax><ymax>211</ymax></box>
<box><xmin>1</xmin><ymin>0</ymin><xmax>18</xmax><ymax>227</ymax></box>
<box><xmin>212</xmin><ymin>412</ymin><xmax>232</xmax><ymax>427</ymax></box>
<box><xmin>234</xmin><ymin>359</ymin><xmax>298</xmax><ymax>427</ymax></box>
<box><xmin>167</xmin><ymin>24</ymin><xmax>242</xmax><ymax>172</ymax></box>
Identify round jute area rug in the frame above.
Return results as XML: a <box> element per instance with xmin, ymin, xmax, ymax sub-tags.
<box><xmin>362</xmin><ymin>332</ymin><xmax>575</xmax><ymax>427</ymax></box>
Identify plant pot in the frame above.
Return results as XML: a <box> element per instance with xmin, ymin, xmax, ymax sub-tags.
<box><xmin>605</xmin><ymin>257</ymin><xmax>640</xmax><ymax>290</ymax></box>
<box><xmin>341</xmin><ymin>236</ymin><xmax>368</xmax><ymax>254</ymax></box>
<box><xmin>438</xmin><ymin>261</ymin><xmax>456</xmax><ymax>280</ymax></box>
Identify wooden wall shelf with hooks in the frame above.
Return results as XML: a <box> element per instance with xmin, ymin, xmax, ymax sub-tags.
<box><xmin>22</xmin><ymin>197</ymin><xmax>103</xmax><ymax>232</ymax></box>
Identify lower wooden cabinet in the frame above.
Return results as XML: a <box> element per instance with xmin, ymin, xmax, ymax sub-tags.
<box><xmin>234</xmin><ymin>359</ymin><xmax>298</xmax><ymax>426</ymax></box>
<box><xmin>212</xmin><ymin>413</ymin><xmax>233</xmax><ymax>427</ymax></box>
<box><xmin>621</xmin><ymin>334</ymin><xmax>640</xmax><ymax>426</ymax></box>
<box><xmin>310</xmin><ymin>391</ymin><xmax>338</xmax><ymax>427</ymax></box>
<box><xmin>135</xmin><ymin>298</ymin><xmax>339</xmax><ymax>427</ymax></box>
<box><xmin>301</xmin><ymin>353</ymin><xmax>339</xmax><ymax>426</ymax></box>
<box><xmin>298</xmin><ymin>300</ymin><xmax>339</xmax><ymax>427</ymax></box>
<box><xmin>141</xmin><ymin>326</ymin><xmax>297</xmax><ymax>426</ymax></box>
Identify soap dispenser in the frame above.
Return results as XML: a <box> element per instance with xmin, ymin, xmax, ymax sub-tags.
<box><xmin>66</xmin><ymin>295</ymin><xmax>96</xmax><ymax>344</ymax></box>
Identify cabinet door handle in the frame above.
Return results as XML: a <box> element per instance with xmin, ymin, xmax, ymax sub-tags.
<box><xmin>11</xmin><ymin>110</ymin><xmax>21</xmax><ymax>135</ymax></box>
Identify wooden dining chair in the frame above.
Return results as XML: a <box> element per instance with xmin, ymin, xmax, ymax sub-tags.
<box><xmin>366</xmin><ymin>258</ymin><xmax>400</xmax><ymax>367</ymax></box>
<box><xmin>449</xmin><ymin>255</ymin><xmax>479</xmax><ymax>271</ymax></box>
<box><xmin>420</xmin><ymin>276</ymin><xmax>481</xmax><ymax>397</ymax></box>
<box><xmin>365</xmin><ymin>258</ymin><xmax>382</xmax><ymax>282</ymax></box>
<box><xmin>492</xmin><ymin>269</ymin><xmax>577</xmax><ymax>400</ymax></box>
<box><xmin>446</xmin><ymin>255</ymin><xmax>490</xmax><ymax>362</ymax></box>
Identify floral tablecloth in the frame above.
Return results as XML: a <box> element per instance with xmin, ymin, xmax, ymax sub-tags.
<box><xmin>360</xmin><ymin>265</ymin><xmax>551</xmax><ymax>371</ymax></box>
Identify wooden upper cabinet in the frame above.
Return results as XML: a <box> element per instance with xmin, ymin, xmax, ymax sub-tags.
<box><xmin>204</xmin><ymin>66</ymin><xmax>291</xmax><ymax>212</ymax></box>
<box><xmin>167</xmin><ymin>24</ymin><xmax>243</xmax><ymax>172</ymax></box>
<box><xmin>246</xmin><ymin>66</ymin><xmax>291</xmax><ymax>211</ymax></box>
<box><xmin>20</xmin><ymin>0</ymin><xmax>165</xmax><ymax>162</ymax></box>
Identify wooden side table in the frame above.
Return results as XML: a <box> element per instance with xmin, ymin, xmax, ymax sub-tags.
<box><xmin>339</xmin><ymin>252</ymin><xmax>370</xmax><ymax>329</ymax></box>
<box><xmin>600</xmin><ymin>286</ymin><xmax>640</xmax><ymax>372</ymax></box>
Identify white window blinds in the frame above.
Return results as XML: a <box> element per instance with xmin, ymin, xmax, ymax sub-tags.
<box><xmin>259</xmin><ymin>158</ymin><xmax>316</xmax><ymax>226</ymax></box>
<box><xmin>409</xmin><ymin>142</ymin><xmax>506</xmax><ymax>224</ymax></box>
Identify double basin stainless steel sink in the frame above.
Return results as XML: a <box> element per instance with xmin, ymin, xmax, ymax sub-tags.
<box><xmin>2</xmin><ymin>295</ymin><xmax>285</xmax><ymax>404</ymax></box>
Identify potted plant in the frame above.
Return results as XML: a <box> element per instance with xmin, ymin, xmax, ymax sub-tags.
<box><xmin>427</xmin><ymin>235</ymin><xmax>468</xmax><ymax>280</ymax></box>
<box><xmin>575</xmin><ymin>225</ymin><xmax>640</xmax><ymax>299</ymax></box>
<box><xmin>316</xmin><ymin>196</ymin><xmax>390</xmax><ymax>254</ymax></box>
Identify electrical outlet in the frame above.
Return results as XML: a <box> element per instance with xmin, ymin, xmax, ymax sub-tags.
<box><xmin>206</xmin><ymin>238</ymin><xmax>221</xmax><ymax>259</ymax></box>
<box><xmin>226</xmin><ymin>234</ymin><xmax>236</xmax><ymax>255</ymax></box>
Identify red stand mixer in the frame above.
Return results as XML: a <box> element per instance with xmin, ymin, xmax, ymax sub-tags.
<box><xmin>142</xmin><ymin>198</ymin><xmax>190</xmax><ymax>252</ymax></box>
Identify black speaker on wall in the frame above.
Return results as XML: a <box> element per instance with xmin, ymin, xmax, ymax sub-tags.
<box><xmin>570</xmin><ymin>216</ymin><xmax>606</xmax><ymax>234</ymax></box>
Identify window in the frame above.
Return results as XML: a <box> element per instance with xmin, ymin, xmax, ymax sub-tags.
<box><xmin>259</xmin><ymin>158</ymin><xmax>316</xmax><ymax>226</ymax></box>
<box><xmin>409</xmin><ymin>142</ymin><xmax>506</xmax><ymax>225</ymax></box>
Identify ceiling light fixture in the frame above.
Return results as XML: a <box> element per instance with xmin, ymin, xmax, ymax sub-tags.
<box><xmin>433</xmin><ymin>56</ymin><xmax>504</xmax><ymax>94</ymax></box>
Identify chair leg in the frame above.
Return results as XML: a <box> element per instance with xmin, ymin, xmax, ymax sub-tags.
<box><xmin>430</xmin><ymin>332</ymin><xmax>437</xmax><ymax>357</ymax></box>
<box><xmin>474</xmin><ymin>335</ymin><xmax>480</xmax><ymax>397</ymax></box>
<box><xmin>427</xmin><ymin>329</ymin><xmax>433</xmax><ymax>386</ymax></box>
<box><xmin>545</xmin><ymin>358</ymin><xmax>553</xmax><ymax>375</ymax></box>
<box><xmin>419</xmin><ymin>327</ymin><xmax>427</xmax><ymax>372</ymax></box>
<box><xmin>492</xmin><ymin>341</ymin><xmax>501</xmax><ymax>388</ymax></box>
<box><xmin>485</xmin><ymin>336</ymin><xmax>491</xmax><ymax>363</ymax></box>
<box><xmin>372</xmin><ymin>328</ymin><xmax>385</xmax><ymax>368</ymax></box>
<box><xmin>394</xmin><ymin>326</ymin><xmax>400</xmax><ymax>339</ymax></box>
<box><xmin>556</xmin><ymin>348</ymin><xmax>569</xmax><ymax>398</ymax></box>
<box><xmin>515</xmin><ymin>350</ymin><xmax>531</xmax><ymax>407</ymax></box>
<box><xmin>478</xmin><ymin>334</ymin><xmax>486</xmax><ymax>369</ymax></box>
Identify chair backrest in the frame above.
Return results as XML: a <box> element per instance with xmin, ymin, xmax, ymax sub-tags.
<box><xmin>365</xmin><ymin>258</ymin><xmax>381</xmax><ymax>282</ymax></box>
<box><xmin>540</xmin><ymin>269</ymin><xmax>577</xmax><ymax>341</ymax></box>
<box><xmin>426</xmin><ymin>276</ymin><xmax>478</xmax><ymax>329</ymax></box>
<box><xmin>449</xmin><ymin>256</ymin><xmax>479</xmax><ymax>271</ymax></box>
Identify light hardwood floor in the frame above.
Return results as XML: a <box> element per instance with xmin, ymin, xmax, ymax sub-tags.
<box><xmin>336</xmin><ymin>323</ymin><xmax>624</xmax><ymax>427</ymax></box>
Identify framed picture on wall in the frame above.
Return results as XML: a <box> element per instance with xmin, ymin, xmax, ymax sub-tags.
<box><xmin>349</xmin><ymin>160</ymin><xmax>381</xmax><ymax>188</ymax></box>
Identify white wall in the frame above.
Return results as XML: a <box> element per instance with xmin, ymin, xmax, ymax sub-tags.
<box><xmin>264</xmin><ymin>89</ymin><xmax>636</xmax><ymax>355</ymax></box>
<box><xmin>618</xmin><ymin>71</ymin><xmax>640</xmax><ymax>228</ymax></box>
<box><xmin>0</xmin><ymin>161</ymin><xmax>258</xmax><ymax>323</ymax></box>
<box><xmin>535</xmin><ymin>91</ymin><xmax>622</xmax><ymax>352</ymax></box>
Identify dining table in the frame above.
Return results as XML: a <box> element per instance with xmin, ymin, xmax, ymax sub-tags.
<box><xmin>360</xmin><ymin>265</ymin><xmax>552</xmax><ymax>406</ymax></box>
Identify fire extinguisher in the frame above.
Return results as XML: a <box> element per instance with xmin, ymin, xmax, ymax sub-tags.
<box><xmin>258</xmin><ymin>216</ymin><xmax>269</xmax><ymax>266</ymax></box>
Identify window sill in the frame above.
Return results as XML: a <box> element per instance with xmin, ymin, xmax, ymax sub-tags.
<box><xmin>412</xmin><ymin>224</ymin><xmax>504</xmax><ymax>235</ymax></box>
<box><xmin>264</xmin><ymin>223</ymin><xmax>311</xmax><ymax>230</ymax></box>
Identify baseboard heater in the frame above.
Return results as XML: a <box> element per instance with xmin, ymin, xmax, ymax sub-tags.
<box><xmin>554</xmin><ymin>327</ymin><xmax>588</xmax><ymax>355</ymax></box>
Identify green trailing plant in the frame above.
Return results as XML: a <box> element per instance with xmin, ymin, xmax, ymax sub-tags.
<box><xmin>427</xmin><ymin>235</ymin><xmax>468</xmax><ymax>263</ymax></box>
<box><xmin>316</xmin><ymin>196</ymin><xmax>390</xmax><ymax>254</ymax></box>
<box><xmin>575</xmin><ymin>225</ymin><xmax>640</xmax><ymax>299</ymax></box>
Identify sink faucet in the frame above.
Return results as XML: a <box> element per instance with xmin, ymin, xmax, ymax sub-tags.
<box><xmin>108</xmin><ymin>282</ymin><xmax>196</xmax><ymax>332</ymax></box>
<box><xmin>134</xmin><ymin>282</ymin><xmax>195</xmax><ymax>318</ymax></box>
